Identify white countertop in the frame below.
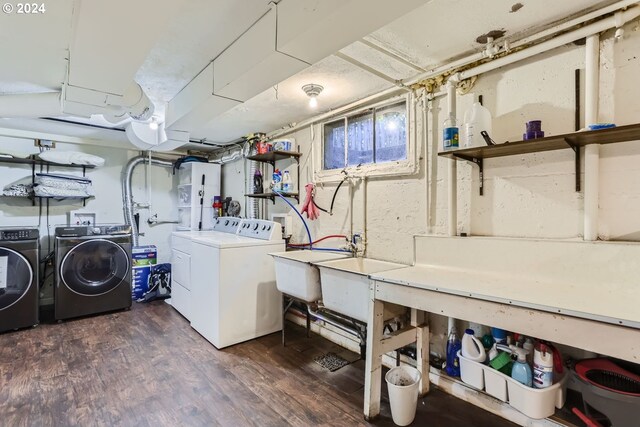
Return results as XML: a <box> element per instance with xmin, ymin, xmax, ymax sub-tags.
<box><xmin>371</xmin><ymin>264</ymin><xmax>640</xmax><ymax>329</ymax></box>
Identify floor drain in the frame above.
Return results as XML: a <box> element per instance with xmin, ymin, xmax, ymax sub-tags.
<box><xmin>314</xmin><ymin>352</ymin><xmax>350</xmax><ymax>372</ymax></box>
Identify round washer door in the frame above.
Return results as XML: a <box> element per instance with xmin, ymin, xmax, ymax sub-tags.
<box><xmin>61</xmin><ymin>239</ymin><xmax>130</xmax><ymax>296</ymax></box>
<box><xmin>0</xmin><ymin>247</ymin><xmax>33</xmax><ymax>311</ymax></box>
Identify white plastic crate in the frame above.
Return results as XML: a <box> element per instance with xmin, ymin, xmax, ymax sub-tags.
<box><xmin>457</xmin><ymin>351</ymin><xmax>566</xmax><ymax>419</ymax></box>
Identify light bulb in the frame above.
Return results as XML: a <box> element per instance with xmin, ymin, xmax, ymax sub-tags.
<box><xmin>149</xmin><ymin>117</ymin><xmax>158</xmax><ymax>130</ymax></box>
<box><xmin>309</xmin><ymin>95</ymin><xmax>318</xmax><ymax>108</ymax></box>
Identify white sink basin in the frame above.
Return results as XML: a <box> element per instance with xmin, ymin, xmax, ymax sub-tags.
<box><xmin>314</xmin><ymin>258</ymin><xmax>407</xmax><ymax>322</ymax></box>
<box><xmin>270</xmin><ymin>250</ymin><xmax>350</xmax><ymax>302</ymax></box>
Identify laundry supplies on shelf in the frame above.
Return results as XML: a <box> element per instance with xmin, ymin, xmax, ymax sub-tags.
<box><xmin>33</xmin><ymin>173</ymin><xmax>94</xmax><ymax>198</ymax></box>
<box><xmin>461</xmin><ymin>328</ymin><xmax>487</xmax><ymax>363</ymax></box>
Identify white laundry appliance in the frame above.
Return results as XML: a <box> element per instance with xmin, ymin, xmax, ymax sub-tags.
<box><xmin>170</xmin><ymin>217</ymin><xmax>242</xmax><ymax>320</ymax></box>
<box><xmin>189</xmin><ymin>219</ymin><xmax>284</xmax><ymax>349</ymax></box>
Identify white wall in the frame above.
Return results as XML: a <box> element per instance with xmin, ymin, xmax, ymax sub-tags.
<box><xmin>220</xmin><ymin>20</ymin><xmax>640</xmax><ymax>357</ymax></box>
<box><xmin>0</xmin><ymin>136</ymin><xmax>178</xmax><ymax>304</ymax></box>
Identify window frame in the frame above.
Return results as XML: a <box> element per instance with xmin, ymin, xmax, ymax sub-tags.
<box><xmin>315</xmin><ymin>93</ymin><xmax>416</xmax><ymax>183</ymax></box>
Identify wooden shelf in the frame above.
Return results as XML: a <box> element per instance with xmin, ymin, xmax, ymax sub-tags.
<box><xmin>245</xmin><ymin>150</ymin><xmax>301</xmax><ymax>167</ymax></box>
<box><xmin>438</xmin><ymin>124</ymin><xmax>640</xmax><ymax>195</ymax></box>
<box><xmin>246</xmin><ymin>192</ymin><xmax>299</xmax><ymax>204</ymax></box>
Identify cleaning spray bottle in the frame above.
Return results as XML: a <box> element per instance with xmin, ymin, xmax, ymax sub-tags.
<box><xmin>510</xmin><ymin>345</ymin><xmax>532</xmax><ymax>387</ymax></box>
<box><xmin>533</xmin><ymin>341</ymin><xmax>554</xmax><ymax>389</ymax></box>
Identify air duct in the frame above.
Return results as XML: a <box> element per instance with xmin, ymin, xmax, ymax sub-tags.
<box><xmin>0</xmin><ymin>92</ymin><xmax>62</xmax><ymax>117</ymax></box>
<box><xmin>125</xmin><ymin>121</ymin><xmax>190</xmax><ymax>152</ymax></box>
<box><xmin>122</xmin><ymin>155</ymin><xmax>173</xmax><ymax>246</ymax></box>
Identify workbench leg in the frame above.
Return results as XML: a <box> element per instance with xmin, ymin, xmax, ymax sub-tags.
<box><xmin>364</xmin><ymin>283</ymin><xmax>384</xmax><ymax>421</ymax></box>
<box><xmin>411</xmin><ymin>309</ymin><xmax>430</xmax><ymax>396</ymax></box>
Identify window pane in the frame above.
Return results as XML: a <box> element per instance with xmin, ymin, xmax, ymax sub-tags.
<box><xmin>375</xmin><ymin>103</ymin><xmax>407</xmax><ymax>163</ymax></box>
<box><xmin>323</xmin><ymin>120</ymin><xmax>345</xmax><ymax>170</ymax></box>
<box><xmin>347</xmin><ymin>112</ymin><xmax>374</xmax><ymax>166</ymax></box>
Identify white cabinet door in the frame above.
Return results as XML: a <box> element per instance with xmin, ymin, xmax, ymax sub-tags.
<box><xmin>171</xmin><ymin>249</ymin><xmax>191</xmax><ymax>290</ymax></box>
<box><xmin>171</xmin><ymin>280</ymin><xmax>190</xmax><ymax>320</ymax></box>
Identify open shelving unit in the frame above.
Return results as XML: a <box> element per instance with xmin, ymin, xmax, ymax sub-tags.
<box><xmin>438</xmin><ymin>124</ymin><xmax>640</xmax><ymax>195</ymax></box>
<box><xmin>0</xmin><ymin>157</ymin><xmax>95</xmax><ymax>206</ymax></box>
<box><xmin>245</xmin><ymin>150</ymin><xmax>301</xmax><ymax>204</ymax></box>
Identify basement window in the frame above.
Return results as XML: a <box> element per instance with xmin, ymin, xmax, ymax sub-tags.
<box><xmin>322</xmin><ymin>100</ymin><xmax>407</xmax><ymax>171</ymax></box>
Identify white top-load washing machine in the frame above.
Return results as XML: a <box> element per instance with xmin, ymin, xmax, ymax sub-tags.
<box><xmin>189</xmin><ymin>219</ymin><xmax>284</xmax><ymax>349</ymax></box>
<box><xmin>171</xmin><ymin>217</ymin><xmax>242</xmax><ymax>320</ymax></box>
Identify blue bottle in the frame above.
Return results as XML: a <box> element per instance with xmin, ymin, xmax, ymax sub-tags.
<box><xmin>510</xmin><ymin>346</ymin><xmax>533</xmax><ymax>387</ymax></box>
<box><xmin>445</xmin><ymin>328</ymin><xmax>462</xmax><ymax>377</ymax></box>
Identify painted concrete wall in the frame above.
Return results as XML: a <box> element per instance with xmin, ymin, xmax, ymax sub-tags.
<box><xmin>220</xmin><ymin>21</ymin><xmax>640</xmax><ymax>357</ymax></box>
<box><xmin>0</xmin><ymin>136</ymin><xmax>177</xmax><ymax>304</ymax></box>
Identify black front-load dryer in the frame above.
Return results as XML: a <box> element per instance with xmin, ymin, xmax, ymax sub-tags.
<box><xmin>0</xmin><ymin>227</ymin><xmax>39</xmax><ymax>333</ymax></box>
<box><xmin>54</xmin><ymin>225</ymin><xmax>132</xmax><ymax>320</ymax></box>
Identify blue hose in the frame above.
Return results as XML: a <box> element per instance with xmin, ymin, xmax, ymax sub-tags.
<box><xmin>273</xmin><ymin>190</ymin><xmax>351</xmax><ymax>253</ymax></box>
<box><xmin>273</xmin><ymin>189</ymin><xmax>313</xmax><ymax>249</ymax></box>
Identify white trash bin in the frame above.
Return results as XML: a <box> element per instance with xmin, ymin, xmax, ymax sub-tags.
<box><xmin>385</xmin><ymin>365</ymin><xmax>422</xmax><ymax>426</ymax></box>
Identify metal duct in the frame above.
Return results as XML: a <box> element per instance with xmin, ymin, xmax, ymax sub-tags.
<box><xmin>125</xmin><ymin>121</ymin><xmax>190</xmax><ymax>152</ymax></box>
<box><xmin>0</xmin><ymin>92</ymin><xmax>62</xmax><ymax>117</ymax></box>
<box><xmin>122</xmin><ymin>155</ymin><xmax>173</xmax><ymax>246</ymax></box>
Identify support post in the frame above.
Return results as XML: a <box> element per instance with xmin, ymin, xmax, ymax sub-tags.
<box><xmin>364</xmin><ymin>281</ymin><xmax>384</xmax><ymax>421</ymax></box>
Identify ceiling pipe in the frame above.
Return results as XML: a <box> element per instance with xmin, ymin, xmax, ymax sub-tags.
<box><xmin>446</xmin><ymin>80</ymin><xmax>457</xmax><ymax>238</ymax></box>
<box><xmin>584</xmin><ymin>34</ymin><xmax>600</xmax><ymax>242</ymax></box>
<box><xmin>269</xmin><ymin>2</ymin><xmax>640</xmax><ymax>141</ymax></box>
<box><xmin>452</xmin><ymin>5</ymin><xmax>640</xmax><ymax>82</ymax></box>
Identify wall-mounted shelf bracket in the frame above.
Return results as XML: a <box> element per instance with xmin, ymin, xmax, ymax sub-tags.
<box><xmin>563</xmin><ymin>138</ymin><xmax>581</xmax><ymax>192</ymax></box>
<box><xmin>454</xmin><ymin>154</ymin><xmax>484</xmax><ymax>196</ymax></box>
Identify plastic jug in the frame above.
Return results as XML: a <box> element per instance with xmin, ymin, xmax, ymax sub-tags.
<box><xmin>281</xmin><ymin>170</ymin><xmax>293</xmax><ymax>193</ymax></box>
<box><xmin>461</xmin><ymin>329</ymin><xmax>486</xmax><ymax>363</ymax></box>
<box><xmin>462</xmin><ymin>101</ymin><xmax>492</xmax><ymax>148</ymax></box>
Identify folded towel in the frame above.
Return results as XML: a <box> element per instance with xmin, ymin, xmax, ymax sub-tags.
<box><xmin>38</xmin><ymin>151</ymin><xmax>105</xmax><ymax>167</ymax></box>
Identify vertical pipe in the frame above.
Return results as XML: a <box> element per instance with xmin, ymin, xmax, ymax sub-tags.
<box><xmin>584</xmin><ymin>34</ymin><xmax>600</xmax><ymax>241</ymax></box>
<box><xmin>446</xmin><ymin>81</ymin><xmax>457</xmax><ymax>237</ymax></box>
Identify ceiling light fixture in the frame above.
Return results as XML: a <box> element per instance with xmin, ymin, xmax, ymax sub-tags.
<box><xmin>302</xmin><ymin>84</ymin><xmax>323</xmax><ymax>108</ymax></box>
<box><xmin>149</xmin><ymin>117</ymin><xmax>158</xmax><ymax>130</ymax></box>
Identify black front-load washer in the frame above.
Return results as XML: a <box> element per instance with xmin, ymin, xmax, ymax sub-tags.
<box><xmin>0</xmin><ymin>227</ymin><xmax>39</xmax><ymax>333</ymax></box>
<box><xmin>54</xmin><ymin>225</ymin><xmax>132</xmax><ymax>320</ymax></box>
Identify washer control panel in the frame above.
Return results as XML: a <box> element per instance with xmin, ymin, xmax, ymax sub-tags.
<box><xmin>0</xmin><ymin>228</ymin><xmax>39</xmax><ymax>241</ymax></box>
<box><xmin>55</xmin><ymin>224</ymin><xmax>131</xmax><ymax>237</ymax></box>
<box><xmin>237</xmin><ymin>219</ymin><xmax>282</xmax><ymax>240</ymax></box>
<box><xmin>212</xmin><ymin>216</ymin><xmax>243</xmax><ymax>234</ymax></box>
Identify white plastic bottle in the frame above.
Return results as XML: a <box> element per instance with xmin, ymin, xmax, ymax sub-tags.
<box><xmin>533</xmin><ymin>341</ymin><xmax>554</xmax><ymax>389</ymax></box>
<box><xmin>461</xmin><ymin>329</ymin><xmax>486</xmax><ymax>363</ymax></box>
<box><xmin>462</xmin><ymin>101</ymin><xmax>492</xmax><ymax>148</ymax></box>
<box><xmin>281</xmin><ymin>170</ymin><xmax>293</xmax><ymax>193</ymax></box>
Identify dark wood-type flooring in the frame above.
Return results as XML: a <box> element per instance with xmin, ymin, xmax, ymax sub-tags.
<box><xmin>0</xmin><ymin>302</ymin><xmax>517</xmax><ymax>426</ymax></box>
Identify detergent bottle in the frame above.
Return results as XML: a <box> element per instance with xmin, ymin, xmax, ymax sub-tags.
<box><xmin>462</xmin><ymin>101</ymin><xmax>492</xmax><ymax>148</ymax></box>
<box><xmin>253</xmin><ymin>169</ymin><xmax>263</xmax><ymax>194</ymax></box>
<box><xmin>445</xmin><ymin>327</ymin><xmax>462</xmax><ymax>377</ymax></box>
<box><xmin>461</xmin><ymin>329</ymin><xmax>486</xmax><ymax>363</ymax></box>
<box><xmin>510</xmin><ymin>346</ymin><xmax>532</xmax><ymax>387</ymax></box>
<box><xmin>282</xmin><ymin>170</ymin><xmax>293</xmax><ymax>193</ymax></box>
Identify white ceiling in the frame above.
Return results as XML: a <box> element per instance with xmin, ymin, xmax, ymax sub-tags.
<box><xmin>0</xmin><ymin>0</ymin><xmax>620</xmax><ymax>148</ymax></box>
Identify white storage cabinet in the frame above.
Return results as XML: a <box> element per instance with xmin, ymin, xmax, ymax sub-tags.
<box><xmin>176</xmin><ymin>162</ymin><xmax>220</xmax><ymax>230</ymax></box>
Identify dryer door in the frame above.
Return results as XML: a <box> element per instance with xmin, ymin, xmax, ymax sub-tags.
<box><xmin>60</xmin><ymin>239</ymin><xmax>130</xmax><ymax>296</ymax></box>
<box><xmin>0</xmin><ymin>247</ymin><xmax>33</xmax><ymax>310</ymax></box>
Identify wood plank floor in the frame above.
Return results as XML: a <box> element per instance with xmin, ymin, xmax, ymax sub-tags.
<box><xmin>0</xmin><ymin>302</ymin><xmax>517</xmax><ymax>426</ymax></box>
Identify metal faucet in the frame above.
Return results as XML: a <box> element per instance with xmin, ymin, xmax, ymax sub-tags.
<box><xmin>350</xmin><ymin>233</ymin><xmax>363</xmax><ymax>257</ymax></box>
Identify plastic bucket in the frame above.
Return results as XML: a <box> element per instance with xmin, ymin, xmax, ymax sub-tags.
<box><xmin>385</xmin><ymin>365</ymin><xmax>422</xmax><ymax>426</ymax></box>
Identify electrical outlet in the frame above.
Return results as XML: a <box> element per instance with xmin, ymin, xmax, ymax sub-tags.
<box><xmin>34</xmin><ymin>139</ymin><xmax>55</xmax><ymax>148</ymax></box>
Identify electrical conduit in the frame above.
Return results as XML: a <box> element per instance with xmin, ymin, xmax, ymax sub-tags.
<box><xmin>584</xmin><ymin>34</ymin><xmax>600</xmax><ymax>241</ymax></box>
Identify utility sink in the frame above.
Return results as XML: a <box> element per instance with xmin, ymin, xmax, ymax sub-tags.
<box><xmin>313</xmin><ymin>258</ymin><xmax>408</xmax><ymax>323</ymax></box>
<box><xmin>270</xmin><ymin>250</ymin><xmax>350</xmax><ymax>302</ymax></box>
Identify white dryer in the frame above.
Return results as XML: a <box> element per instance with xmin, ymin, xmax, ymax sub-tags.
<box><xmin>170</xmin><ymin>217</ymin><xmax>242</xmax><ymax>320</ymax></box>
<box><xmin>190</xmin><ymin>219</ymin><xmax>284</xmax><ymax>348</ymax></box>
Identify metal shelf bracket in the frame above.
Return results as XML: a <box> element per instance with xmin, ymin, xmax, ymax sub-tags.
<box><xmin>455</xmin><ymin>154</ymin><xmax>484</xmax><ymax>196</ymax></box>
<box><xmin>563</xmin><ymin>138</ymin><xmax>581</xmax><ymax>192</ymax></box>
